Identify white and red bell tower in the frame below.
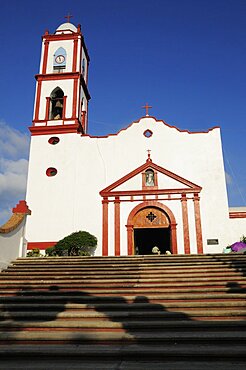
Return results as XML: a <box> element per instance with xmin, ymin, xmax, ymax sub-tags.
<box><xmin>31</xmin><ymin>21</ymin><xmax>90</xmax><ymax>135</ymax></box>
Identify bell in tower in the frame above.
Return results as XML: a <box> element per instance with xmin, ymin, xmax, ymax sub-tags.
<box><xmin>50</xmin><ymin>88</ymin><xmax>64</xmax><ymax>120</ymax></box>
<box><xmin>31</xmin><ymin>20</ymin><xmax>90</xmax><ymax>135</ymax></box>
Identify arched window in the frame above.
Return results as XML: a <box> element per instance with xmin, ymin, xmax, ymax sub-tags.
<box><xmin>49</xmin><ymin>87</ymin><xmax>64</xmax><ymax>120</ymax></box>
<box><xmin>53</xmin><ymin>47</ymin><xmax>66</xmax><ymax>72</ymax></box>
<box><xmin>145</xmin><ymin>169</ymin><xmax>155</xmax><ymax>187</ymax></box>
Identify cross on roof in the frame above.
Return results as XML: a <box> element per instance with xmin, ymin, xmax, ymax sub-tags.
<box><xmin>142</xmin><ymin>103</ymin><xmax>152</xmax><ymax>116</ymax></box>
<box><xmin>65</xmin><ymin>13</ymin><xmax>73</xmax><ymax>23</ymax></box>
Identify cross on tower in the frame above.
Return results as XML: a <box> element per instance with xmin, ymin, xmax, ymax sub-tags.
<box><xmin>142</xmin><ymin>103</ymin><xmax>152</xmax><ymax>116</ymax></box>
<box><xmin>65</xmin><ymin>13</ymin><xmax>73</xmax><ymax>23</ymax></box>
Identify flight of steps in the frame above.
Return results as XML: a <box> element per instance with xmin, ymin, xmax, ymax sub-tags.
<box><xmin>0</xmin><ymin>254</ymin><xmax>246</xmax><ymax>369</ymax></box>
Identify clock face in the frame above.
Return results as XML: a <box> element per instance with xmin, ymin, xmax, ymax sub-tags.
<box><xmin>55</xmin><ymin>55</ymin><xmax>65</xmax><ymax>64</ymax></box>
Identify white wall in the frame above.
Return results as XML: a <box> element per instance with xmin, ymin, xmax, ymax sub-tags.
<box><xmin>25</xmin><ymin>116</ymin><xmax>244</xmax><ymax>255</ymax></box>
<box><xmin>228</xmin><ymin>218</ymin><xmax>246</xmax><ymax>245</ymax></box>
<box><xmin>0</xmin><ymin>220</ymin><xmax>27</xmax><ymax>270</ymax></box>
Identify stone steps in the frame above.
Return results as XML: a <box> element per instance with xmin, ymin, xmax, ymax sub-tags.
<box><xmin>1</xmin><ymin>330</ymin><xmax>246</xmax><ymax>343</ymax></box>
<box><xmin>1</xmin><ymin>317</ymin><xmax>246</xmax><ymax>327</ymax></box>
<box><xmin>1</xmin><ymin>292</ymin><xmax>246</xmax><ymax>301</ymax></box>
<box><xmin>0</xmin><ymin>254</ymin><xmax>246</xmax><ymax>368</ymax></box>
<box><xmin>2</xmin><ymin>300</ymin><xmax>246</xmax><ymax>309</ymax></box>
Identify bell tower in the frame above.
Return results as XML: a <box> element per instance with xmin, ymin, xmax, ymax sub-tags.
<box><xmin>31</xmin><ymin>21</ymin><xmax>90</xmax><ymax>135</ymax></box>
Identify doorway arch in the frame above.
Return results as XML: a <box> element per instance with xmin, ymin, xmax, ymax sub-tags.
<box><xmin>126</xmin><ymin>201</ymin><xmax>177</xmax><ymax>255</ymax></box>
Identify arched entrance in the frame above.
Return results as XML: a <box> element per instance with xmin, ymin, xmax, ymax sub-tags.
<box><xmin>127</xmin><ymin>201</ymin><xmax>177</xmax><ymax>255</ymax></box>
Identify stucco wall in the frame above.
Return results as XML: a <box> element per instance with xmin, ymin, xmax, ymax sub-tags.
<box><xmin>0</xmin><ymin>220</ymin><xmax>27</xmax><ymax>270</ymax></box>
<box><xmin>25</xmin><ymin>116</ymin><xmax>244</xmax><ymax>255</ymax></box>
<box><xmin>228</xmin><ymin>218</ymin><xmax>246</xmax><ymax>245</ymax></box>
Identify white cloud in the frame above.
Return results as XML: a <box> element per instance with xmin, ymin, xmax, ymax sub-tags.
<box><xmin>0</xmin><ymin>121</ymin><xmax>29</xmax><ymax>159</ymax></box>
<box><xmin>0</xmin><ymin>158</ymin><xmax>28</xmax><ymax>196</ymax></box>
<box><xmin>0</xmin><ymin>122</ymin><xmax>30</xmax><ymax>225</ymax></box>
<box><xmin>0</xmin><ymin>208</ymin><xmax>12</xmax><ymax>226</ymax></box>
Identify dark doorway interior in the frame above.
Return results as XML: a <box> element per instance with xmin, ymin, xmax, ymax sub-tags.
<box><xmin>134</xmin><ymin>227</ymin><xmax>170</xmax><ymax>255</ymax></box>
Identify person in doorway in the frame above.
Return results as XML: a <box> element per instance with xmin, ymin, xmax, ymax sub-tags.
<box><xmin>152</xmin><ymin>246</ymin><xmax>161</xmax><ymax>255</ymax></box>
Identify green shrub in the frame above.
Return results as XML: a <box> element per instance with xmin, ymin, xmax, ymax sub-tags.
<box><xmin>45</xmin><ymin>231</ymin><xmax>97</xmax><ymax>257</ymax></box>
<box><xmin>27</xmin><ymin>248</ymin><xmax>41</xmax><ymax>257</ymax></box>
<box><xmin>240</xmin><ymin>235</ymin><xmax>246</xmax><ymax>244</ymax></box>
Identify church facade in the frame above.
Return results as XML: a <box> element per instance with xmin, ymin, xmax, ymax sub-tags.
<box><xmin>25</xmin><ymin>22</ymin><xmax>246</xmax><ymax>256</ymax></box>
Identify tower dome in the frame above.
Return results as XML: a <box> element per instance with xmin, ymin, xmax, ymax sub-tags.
<box><xmin>55</xmin><ymin>22</ymin><xmax>78</xmax><ymax>34</ymax></box>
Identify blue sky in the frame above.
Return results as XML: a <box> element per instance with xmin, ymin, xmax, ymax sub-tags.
<box><xmin>0</xmin><ymin>0</ymin><xmax>245</xmax><ymax>223</ymax></box>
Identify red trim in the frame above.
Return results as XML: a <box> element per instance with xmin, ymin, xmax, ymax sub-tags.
<box><xmin>229</xmin><ymin>212</ymin><xmax>246</xmax><ymax>218</ymax></box>
<box><xmin>100</xmin><ymin>159</ymin><xmax>201</xmax><ymax>196</ymax></box>
<box><xmin>12</xmin><ymin>200</ymin><xmax>31</xmax><ymax>215</ymax></box>
<box><xmin>27</xmin><ymin>242</ymin><xmax>56</xmax><ymax>250</ymax></box>
<box><xmin>107</xmin><ymin>196</ymin><xmax>186</xmax><ymax>202</ymax></box>
<box><xmin>42</xmin><ymin>32</ymin><xmax>90</xmax><ymax>62</ymax></box>
<box><xmin>34</xmin><ymin>81</ymin><xmax>42</xmax><ymax>121</ymax></box>
<box><xmin>63</xmin><ymin>96</ymin><xmax>67</xmax><ymax>119</ymax></box>
<box><xmin>102</xmin><ymin>188</ymin><xmax>201</xmax><ymax>198</ymax></box>
<box><xmin>73</xmin><ymin>79</ymin><xmax>78</xmax><ymax>118</ymax></box>
<box><xmin>35</xmin><ymin>72</ymin><xmax>90</xmax><ymax>101</ymax></box>
<box><xmin>143</xmin><ymin>129</ymin><xmax>153</xmax><ymax>138</ymax></box>
<box><xmin>29</xmin><ymin>124</ymin><xmax>81</xmax><ymax>136</ymax></box>
<box><xmin>155</xmin><ymin>171</ymin><xmax>158</xmax><ymax>188</ymax></box>
<box><xmin>142</xmin><ymin>169</ymin><xmax>158</xmax><ymax>190</ymax></box>
<box><xmin>42</xmin><ymin>34</ymin><xmax>80</xmax><ymax>42</ymax></box>
<box><xmin>83</xmin><ymin>117</ymin><xmax>220</xmax><ymax>139</ymax></box>
<box><xmin>127</xmin><ymin>225</ymin><xmax>134</xmax><ymax>255</ymax></box>
<box><xmin>79</xmin><ymin>36</ymin><xmax>83</xmax><ymax>74</ymax></box>
<box><xmin>72</xmin><ymin>39</ymin><xmax>78</xmax><ymax>72</ymax></box>
<box><xmin>126</xmin><ymin>201</ymin><xmax>177</xmax><ymax>255</ymax></box>
<box><xmin>42</xmin><ymin>40</ymin><xmax>49</xmax><ymax>74</ymax></box>
<box><xmin>46</xmin><ymin>167</ymin><xmax>57</xmax><ymax>177</ymax></box>
<box><xmin>36</xmin><ymin>72</ymin><xmax>80</xmax><ymax>81</ymax></box>
<box><xmin>102</xmin><ymin>198</ymin><xmax>109</xmax><ymax>256</ymax></box>
<box><xmin>181</xmin><ymin>194</ymin><xmax>190</xmax><ymax>254</ymax></box>
<box><xmin>114</xmin><ymin>197</ymin><xmax>120</xmax><ymax>256</ymax></box>
<box><xmin>193</xmin><ymin>193</ymin><xmax>203</xmax><ymax>253</ymax></box>
<box><xmin>45</xmin><ymin>97</ymin><xmax>50</xmax><ymax>120</ymax></box>
<box><xmin>170</xmin><ymin>224</ymin><xmax>178</xmax><ymax>254</ymax></box>
<box><xmin>44</xmin><ymin>30</ymin><xmax>90</xmax><ymax>62</ymax></box>
<box><xmin>48</xmin><ymin>137</ymin><xmax>60</xmax><ymax>145</ymax></box>
<box><xmin>33</xmin><ymin>117</ymin><xmax>78</xmax><ymax>124</ymax></box>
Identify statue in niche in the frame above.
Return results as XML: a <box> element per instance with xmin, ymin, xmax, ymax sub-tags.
<box><xmin>145</xmin><ymin>170</ymin><xmax>154</xmax><ymax>186</ymax></box>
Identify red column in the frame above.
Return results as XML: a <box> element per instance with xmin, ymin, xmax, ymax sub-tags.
<box><xmin>102</xmin><ymin>198</ymin><xmax>109</xmax><ymax>256</ymax></box>
<box><xmin>181</xmin><ymin>194</ymin><xmax>190</xmax><ymax>254</ymax></box>
<box><xmin>170</xmin><ymin>224</ymin><xmax>178</xmax><ymax>254</ymax></box>
<box><xmin>42</xmin><ymin>40</ymin><xmax>49</xmax><ymax>74</ymax></box>
<box><xmin>72</xmin><ymin>39</ymin><xmax>78</xmax><ymax>72</ymax></box>
<box><xmin>62</xmin><ymin>96</ymin><xmax>67</xmax><ymax>120</ymax></box>
<box><xmin>114</xmin><ymin>197</ymin><xmax>120</xmax><ymax>256</ymax></box>
<box><xmin>127</xmin><ymin>225</ymin><xmax>133</xmax><ymax>255</ymax></box>
<box><xmin>34</xmin><ymin>81</ymin><xmax>42</xmax><ymax>121</ymax></box>
<box><xmin>72</xmin><ymin>79</ymin><xmax>78</xmax><ymax>118</ymax></box>
<box><xmin>45</xmin><ymin>97</ymin><xmax>50</xmax><ymax>121</ymax></box>
<box><xmin>193</xmin><ymin>193</ymin><xmax>203</xmax><ymax>254</ymax></box>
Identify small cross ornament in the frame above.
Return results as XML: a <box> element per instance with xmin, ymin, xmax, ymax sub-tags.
<box><xmin>142</xmin><ymin>103</ymin><xmax>152</xmax><ymax>116</ymax></box>
<box><xmin>65</xmin><ymin>13</ymin><xmax>73</xmax><ymax>23</ymax></box>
